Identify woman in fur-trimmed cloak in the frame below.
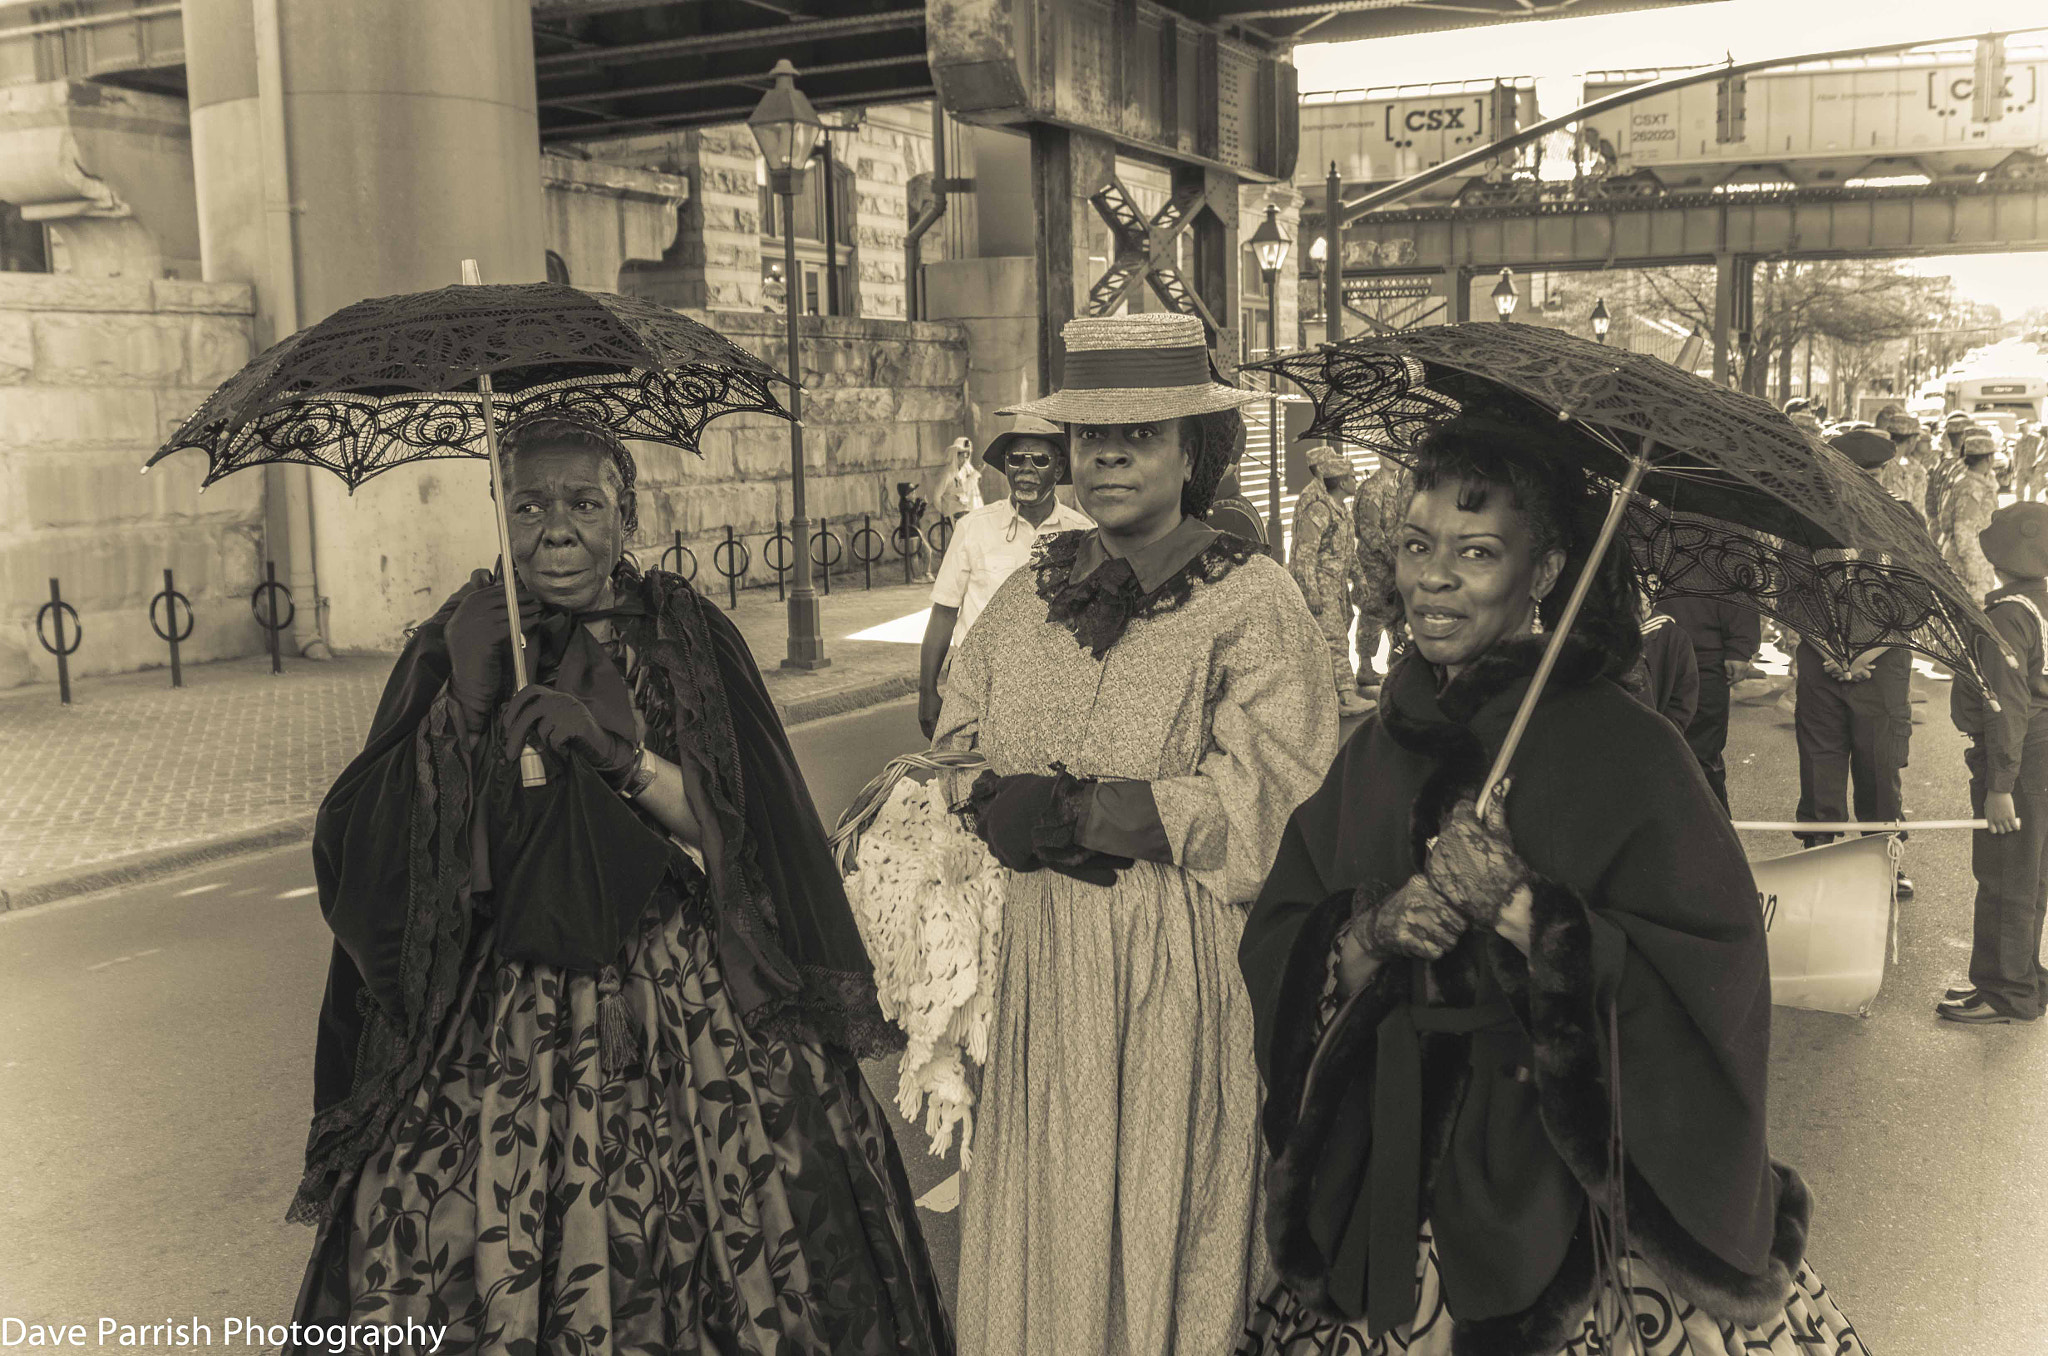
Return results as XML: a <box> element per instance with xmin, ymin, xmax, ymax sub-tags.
<box><xmin>286</xmin><ymin>412</ymin><xmax>951</xmax><ymax>1355</ymax></box>
<box><xmin>1235</xmin><ymin>410</ymin><xmax>1868</xmax><ymax>1356</ymax></box>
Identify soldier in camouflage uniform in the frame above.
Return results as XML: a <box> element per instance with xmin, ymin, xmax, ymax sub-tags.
<box><xmin>1351</xmin><ymin>452</ymin><xmax>1411</xmax><ymax>692</ymax></box>
<box><xmin>1289</xmin><ymin>443</ymin><xmax>1374</xmax><ymax>717</ymax></box>
<box><xmin>1875</xmin><ymin>409</ymin><xmax>1931</xmax><ymax>525</ymax></box>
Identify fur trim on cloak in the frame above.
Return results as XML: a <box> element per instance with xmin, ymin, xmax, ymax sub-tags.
<box><xmin>1261</xmin><ymin>628</ymin><xmax>1809</xmax><ymax>1352</ymax></box>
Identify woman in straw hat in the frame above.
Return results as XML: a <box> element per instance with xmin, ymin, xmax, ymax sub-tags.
<box><xmin>932</xmin><ymin>312</ymin><xmax>1339</xmax><ymax>1355</ymax></box>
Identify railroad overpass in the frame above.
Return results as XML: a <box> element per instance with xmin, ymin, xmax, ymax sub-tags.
<box><xmin>1331</xmin><ymin>177</ymin><xmax>2048</xmax><ymax>338</ymax></box>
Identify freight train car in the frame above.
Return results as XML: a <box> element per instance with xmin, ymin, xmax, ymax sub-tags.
<box><xmin>1578</xmin><ymin>49</ymin><xmax>2048</xmax><ymax>195</ymax></box>
<box><xmin>1297</xmin><ymin>79</ymin><xmax>1540</xmax><ymax>204</ymax></box>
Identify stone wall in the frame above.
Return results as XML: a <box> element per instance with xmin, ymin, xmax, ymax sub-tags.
<box><xmin>849</xmin><ymin>105</ymin><xmax>934</xmax><ymax>321</ymax></box>
<box><xmin>541</xmin><ymin>152</ymin><xmax>689</xmax><ymax>296</ymax></box>
<box><xmin>630</xmin><ymin>310</ymin><xmax>968</xmax><ymax>593</ymax></box>
<box><xmin>0</xmin><ymin>274</ymin><xmax>258</xmax><ymax>689</ymax></box>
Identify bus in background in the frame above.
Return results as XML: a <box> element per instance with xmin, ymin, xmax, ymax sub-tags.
<box><xmin>1947</xmin><ymin>372</ymin><xmax>2047</xmax><ymax>428</ymax></box>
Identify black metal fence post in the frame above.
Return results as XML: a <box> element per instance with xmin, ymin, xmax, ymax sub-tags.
<box><xmin>765</xmin><ymin>519</ymin><xmax>792</xmax><ymax>602</ymax></box>
<box><xmin>34</xmin><ymin>577</ymin><xmax>80</xmax><ymax>705</ymax></box>
<box><xmin>712</xmin><ymin>525</ymin><xmax>750</xmax><ymax>610</ymax></box>
<box><xmin>250</xmin><ymin>561</ymin><xmax>294</xmax><ymax>675</ymax></box>
<box><xmin>851</xmin><ymin>513</ymin><xmax>884</xmax><ymax>591</ymax></box>
<box><xmin>659</xmin><ymin>529</ymin><xmax>698</xmax><ymax>583</ymax></box>
<box><xmin>812</xmin><ymin>519</ymin><xmax>842</xmax><ymax>597</ymax></box>
<box><xmin>925</xmin><ymin>516</ymin><xmax>955</xmax><ymax>560</ymax></box>
<box><xmin>149</xmin><ymin>567</ymin><xmax>195</xmax><ymax>688</ymax></box>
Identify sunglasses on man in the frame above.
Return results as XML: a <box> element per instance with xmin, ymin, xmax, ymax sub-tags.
<box><xmin>1008</xmin><ymin>452</ymin><xmax>1057</xmax><ymax>469</ymax></box>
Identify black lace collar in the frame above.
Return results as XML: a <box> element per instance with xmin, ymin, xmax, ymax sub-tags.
<box><xmin>1033</xmin><ymin>523</ymin><xmax>1262</xmax><ymax>659</ymax></box>
<box><xmin>1378</xmin><ymin>630</ymin><xmax>1613</xmax><ymax>759</ymax></box>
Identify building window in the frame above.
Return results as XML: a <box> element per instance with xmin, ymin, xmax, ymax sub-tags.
<box><xmin>545</xmin><ymin>250</ymin><xmax>570</xmax><ymax>286</ymax></box>
<box><xmin>759</xmin><ymin>155</ymin><xmax>859</xmax><ymax>317</ymax></box>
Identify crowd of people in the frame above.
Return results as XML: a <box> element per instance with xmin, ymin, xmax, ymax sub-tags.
<box><xmin>277</xmin><ymin>310</ymin><xmax>2048</xmax><ymax>1355</ymax></box>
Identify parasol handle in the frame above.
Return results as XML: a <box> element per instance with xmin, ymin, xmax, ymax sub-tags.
<box><xmin>1476</xmin><ymin>451</ymin><xmax>1651</xmax><ymax>821</ymax></box>
<box><xmin>463</xmin><ymin>257</ymin><xmax>547</xmax><ymax>790</ymax></box>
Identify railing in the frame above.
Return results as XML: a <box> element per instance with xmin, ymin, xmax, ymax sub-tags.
<box><xmin>24</xmin><ymin>506</ymin><xmax>951</xmax><ymax>704</ymax></box>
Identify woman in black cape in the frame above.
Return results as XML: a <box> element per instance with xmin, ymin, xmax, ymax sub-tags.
<box><xmin>1235</xmin><ymin>409</ymin><xmax>1867</xmax><ymax>1355</ymax></box>
<box><xmin>287</xmin><ymin>413</ymin><xmax>952</xmax><ymax>1355</ymax></box>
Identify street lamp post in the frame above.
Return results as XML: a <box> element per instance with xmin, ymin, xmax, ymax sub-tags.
<box><xmin>1304</xmin><ymin>234</ymin><xmax>1327</xmax><ymax>350</ymax></box>
<box><xmin>1248</xmin><ymin>204</ymin><xmax>1292</xmax><ymax>563</ymax></box>
<box><xmin>1491</xmin><ymin>268</ymin><xmax>1519</xmax><ymax>322</ymax></box>
<box><xmin>749</xmin><ymin>59</ymin><xmax>829</xmax><ymax>670</ymax></box>
<box><xmin>1591</xmin><ymin>296</ymin><xmax>1611</xmax><ymax>344</ymax></box>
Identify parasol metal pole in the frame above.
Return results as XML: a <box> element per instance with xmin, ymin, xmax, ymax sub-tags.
<box><xmin>462</xmin><ymin>258</ymin><xmax>546</xmax><ymax>790</ymax></box>
<box><xmin>1477</xmin><ymin>450</ymin><xmax>1651</xmax><ymax>820</ymax></box>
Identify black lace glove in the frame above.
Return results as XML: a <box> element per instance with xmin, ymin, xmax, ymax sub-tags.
<box><xmin>1424</xmin><ymin>784</ymin><xmax>1529</xmax><ymax>931</ymax></box>
<box><xmin>502</xmin><ymin>684</ymin><xmax>640</xmax><ymax>789</ymax></box>
<box><xmin>1353</xmin><ymin>874</ymin><xmax>1466</xmax><ymax>961</ymax></box>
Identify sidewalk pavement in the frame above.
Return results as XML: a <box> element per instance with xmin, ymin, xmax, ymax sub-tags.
<box><xmin>0</xmin><ymin>577</ymin><xmax>938</xmax><ymax>910</ymax></box>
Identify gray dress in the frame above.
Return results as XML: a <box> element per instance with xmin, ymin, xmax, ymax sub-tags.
<box><xmin>934</xmin><ymin>521</ymin><xmax>1338</xmax><ymax>1356</ymax></box>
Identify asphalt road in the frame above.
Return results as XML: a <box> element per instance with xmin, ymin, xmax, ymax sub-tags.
<box><xmin>2</xmin><ymin>684</ymin><xmax>2045</xmax><ymax>1351</ymax></box>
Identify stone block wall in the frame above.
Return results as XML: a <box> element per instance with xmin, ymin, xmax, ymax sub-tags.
<box><xmin>628</xmin><ymin>310</ymin><xmax>968</xmax><ymax>593</ymax></box>
<box><xmin>0</xmin><ymin>274</ymin><xmax>259</xmax><ymax>689</ymax></box>
<box><xmin>850</xmin><ymin>105</ymin><xmax>934</xmax><ymax>321</ymax></box>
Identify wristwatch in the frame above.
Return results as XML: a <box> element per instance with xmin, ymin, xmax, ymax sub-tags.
<box><xmin>620</xmin><ymin>746</ymin><xmax>658</xmax><ymax>800</ymax></box>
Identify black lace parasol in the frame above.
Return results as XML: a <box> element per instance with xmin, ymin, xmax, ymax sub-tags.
<box><xmin>146</xmin><ymin>281</ymin><xmax>794</xmax><ymax>489</ymax></box>
<box><xmin>1248</xmin><ymin>322</ymin><xmax>2007</xmax><ymax>690</ymax></box>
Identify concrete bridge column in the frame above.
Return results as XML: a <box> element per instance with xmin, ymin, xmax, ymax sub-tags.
<box><xmin>1712</xmin><ymin>251</ymin><xmax>1754</xmax><ymax>389</ymax></box>
<box><xmin>1443</xmin><ymin>265</ymin><xmax>1470</xmax><ymax>323</ymax></box>
<box><xmin>185</xmin><ymin>0</ymin><xmax>546</xmax><ymax>652</ymax></box>
<box><xmin>1028</xmin><ymin>124</ymin><xmax>1116</xmax><ymax>394</ymax></box>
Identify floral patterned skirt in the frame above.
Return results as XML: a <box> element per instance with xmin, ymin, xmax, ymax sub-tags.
<box><xmin>1234</xmin><ymin>1223</ymin><xmax>1867</xmax><ymax>1356</ymax></box>
<box><xmin>292</xmin><ymin>890</ymin><xmax>953</xmax><ymax>1356</ymax></box>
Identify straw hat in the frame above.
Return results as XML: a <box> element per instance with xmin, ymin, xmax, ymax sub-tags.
<box><xmin>999</xmin><ymin>313</ymin><xmax>1265</xmax><ymax>425</ymax></box>
<box><xmin>983</xmin><ymin>415</ymin><xmax>1073</xmax><ymax>484</ymax></box>
<box><xmin>1981</xmin><ymin>502</ymin><xmax>2048</xmax><ymax>579</ymax></box>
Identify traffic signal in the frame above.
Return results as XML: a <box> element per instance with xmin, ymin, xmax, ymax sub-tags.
<box><xmin>1974</xmin><ymin>36</ymin><xmax>2006</xmax><ymax>123</ymax></box>
<box><xmin>1715</xmin><ymin>73</ymin><xmax>1748</xmax><ymax>144</ymax></box>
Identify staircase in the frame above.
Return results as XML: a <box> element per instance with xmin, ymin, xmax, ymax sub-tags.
<box><xmin>1238</xmin><ymin>400</ymin><xmax>1385</xmax><ymax>564</ymax></box>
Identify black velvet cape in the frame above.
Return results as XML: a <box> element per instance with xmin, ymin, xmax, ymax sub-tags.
<box><xmin>289</xmin><ymin>564</ymin><xmax>898</xmax><ymax>1226</ymax></box>
<box><xmin>1239</xmin><ymin>632</ymin><xmax>1811</xmax><ymax>1354</ymax></box>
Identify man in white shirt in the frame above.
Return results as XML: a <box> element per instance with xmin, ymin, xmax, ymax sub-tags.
<box><xmin>918</xmin><ymin>416</ymin><xmax>1093</xmax><ymax>738</ymax></box>
<box><xmin>939</xmin><ymin>436</ymin><xmax>985</xmax><ymax>522</ymax></box>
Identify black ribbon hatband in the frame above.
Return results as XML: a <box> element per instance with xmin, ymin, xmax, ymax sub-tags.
<box><xmin>1059</xmin><ymin>344</ymin><xmax>1212</xmax><ymax>390</ymax></box>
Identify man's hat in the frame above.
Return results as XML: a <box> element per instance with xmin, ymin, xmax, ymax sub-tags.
<box><xmin>999</xmin><ymin>313</ymin><xmax>1265</xmax><ymax>426</ymax></box>
<box><xmin>983</xmin><ymin>415</ymin><xmax>1072</xmax><ymax>484</ymax></box>
<box><xmin>1962</xmin><ymin>428</ymin><xmax>1998</xmax><ymax>456</ymax></box>
<box><xmin>1981</xmin><ymin>502</ymin><xmax>2048</xmax><ymax>579</ymax></box>
<box><xmin>1878</xmin><ymin>409</ymin><xmax>1920</xmax><ymax>438</ymax></box>
<box><xmin>1306</xmin><ymin>443</ymin><xmax>1353</xmax><ymax>479</ymax></box>
<box><xmin>1829</xmin><ymin>429</ymin><xmax>1895</xmax><ymax>470</ymax></box>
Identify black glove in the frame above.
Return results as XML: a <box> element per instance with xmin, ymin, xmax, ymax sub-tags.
<box><xmin>961</xmin><ymin>771</ymin><xmax>1059</xmax><ymax>872</ymax></box>
<box><xmin>959</xmin><ymin>769</ymin><xmax>1129</xmax><ymax>886</ymax></box>
<box><xmin>1354</xmin><ymin>875</ymin><xmax>1466</xmax><ymax>961</ymax></box>
<box><xmin>502</xmin><ymin>684</ymin><xmax>639</xmax><ymax>789</ymax></box>
<box><xmin>445</xmin><ymin>573</ymin><xmax>542</xmax><ymax>733</ymax></box>
<box><xmin>1423</xmin><ymin>788</ymin><xmax>1529</xmax><ymax>931</ymax></box>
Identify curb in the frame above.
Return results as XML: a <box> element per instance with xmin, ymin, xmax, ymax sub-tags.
<box><xmin>0</xmin><ymin>673</ymin><xmax>920</xmax><ymax>915</ymax></box>
<box><xmin>774</xmin><ymin>673</ymin><xmax>919</xmax><ymax>728</ymax></box>
<box><xmin>0</xmin><ymin>817</ymin><xmax>317</xmax><ymax>914</ymax></box>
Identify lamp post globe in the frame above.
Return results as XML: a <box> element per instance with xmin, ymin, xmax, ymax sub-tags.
<box><xmin>1591</xmin><ymin>296</ymin><xmax>1612</xmax><ymax>343</ymax></box>
<box><xmin>748</xmin><ymin>58</ymin><xmax>824</xmax><ymax>196</ymax></box>
<box><xmin>1249</xmin><ymin>204</ymin><xmax>1292</xmax><ymax>277</ymax></box>
<box><xmin>750</xmin><ymin>60</ymin><xmax>830</xmax><ymax>669</ymax></box>
<box><xmin>1491</xmin><ymin>268</ymin><xmax>1518</xmax><ymax>322</ymax></box>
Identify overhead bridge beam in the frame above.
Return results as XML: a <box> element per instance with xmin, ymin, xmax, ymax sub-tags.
<box><xmin>1334</xmin><ymin>183</ymin><xmax>2048</xmax><ymax>275</ymax></box>
<box><xmin>534</xmin><ymin>8</ymin><xmax>923</xmax><ymax>71</ymax></box>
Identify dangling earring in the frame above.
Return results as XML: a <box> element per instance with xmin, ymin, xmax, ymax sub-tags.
<box><xmin>1530</xmin><ymin>598</ymin><xmax>1545</xmax><ymax>635</ymax></box>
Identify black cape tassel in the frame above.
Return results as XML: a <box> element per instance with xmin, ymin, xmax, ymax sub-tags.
<box><xmin>597</xmin><ymin>964</ymin><xmax>641</xmax><ymax>1075</ymax></box>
